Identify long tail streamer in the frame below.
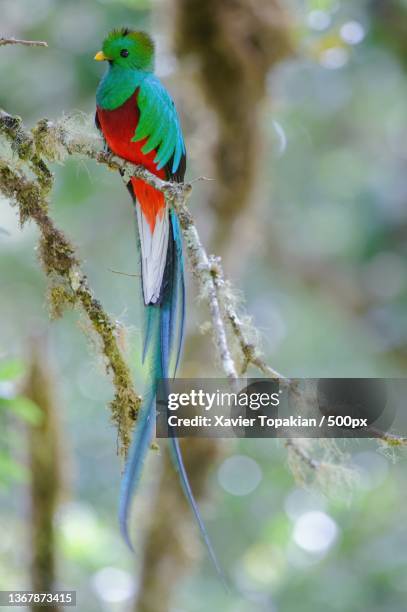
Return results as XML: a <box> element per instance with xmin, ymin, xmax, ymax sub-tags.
<box><xmin>119</xmin><ymin>211</ymin><xmax>224</xmax><ymax>581</ymax></box>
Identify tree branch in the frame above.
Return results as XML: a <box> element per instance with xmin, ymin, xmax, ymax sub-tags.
<box><xmin>0</xmin><ymin>112</ymin><xmax>140</xmax><ymax>460</ymax></box>
<box><xmin>1</xmin><ymin>109</ymin><xmax>406</xmax><ymax>469</ymax></box>
<box><xmin>284</xmin><ymin>438</ymin><xmax>321</xmax><ymax>471</ymax></box>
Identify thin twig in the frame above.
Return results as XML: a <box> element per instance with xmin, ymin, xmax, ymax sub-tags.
<box><xmin>0</xmin><ymin>37</ymin><xmax>48</xmax><ymax>48</ymax></box>
<box><xmin>209</xmin><ymin>256</ymin><xmax>288</xmax><ymax>381</ymax></box>
<box><xmin>108</xmin><ymin>268</ymin><xmax>141</xmax><ymax>278</ymax></box>
<box><xmin>367</xmin><ymin>427</ymin><xmax>407</xmax><ymax>447</ymax></box>
<box><xmin>173</xmin><ymin>193</ymin><xmax>239</xmax><ymax>382</ymax></box>
<box><xmin>285</xmin><ymin>439</ymin><xmax>321</xmax><ymax>470</ymax></box>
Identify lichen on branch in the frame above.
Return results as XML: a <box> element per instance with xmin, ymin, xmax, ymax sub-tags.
<box><xmin>0</xmin><ymin>111</ymin><xmax>140</xmax><ymax>460</ymax></box>
<box><xmin>1</xmin><ymin>108</ymin><xmax>406</xmax><ymax>474</ymax></box>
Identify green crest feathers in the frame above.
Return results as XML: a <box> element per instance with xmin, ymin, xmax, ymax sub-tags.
<box><xmin>107</xmin><ymin>27</ymin><xmax>154</xmax><ymax>48</ymax></box>
<box><xmin>128</xmin><ymin>30</ymin><xmax>154</xmax><ymax>53</ymax></box>
<box><xmin>100</xmin><ymin>27</ymin><xmax>155</xmax><ymax>71</ymax></box>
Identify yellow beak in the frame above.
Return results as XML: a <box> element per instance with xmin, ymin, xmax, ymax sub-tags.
<box><xmin>94</xmin><ymin>51</ymin><xmax>108</xmax><ymax>61</ymax></box>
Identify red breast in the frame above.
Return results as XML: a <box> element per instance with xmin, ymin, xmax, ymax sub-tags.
<box><xmin>97</xmin><ymin>90</ymin><xmax>166</xmax><ymax>232</ymax></box>
<box><xmin>96</xmin><ymin>89</ymin><xmax>166</xmax><ymax>179</ymax></box>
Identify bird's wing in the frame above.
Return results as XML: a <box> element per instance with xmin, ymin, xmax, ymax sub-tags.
<box><xmin>132</xmin><ymin>75</ymin><xmax>186</xmax><ymax>175</ymax></box>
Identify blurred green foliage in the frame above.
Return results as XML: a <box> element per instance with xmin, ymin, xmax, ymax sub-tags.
<box><xmin>0</xmin><ymin>357</ymin><xmax>41</xmax><ymax>490</ymax></box>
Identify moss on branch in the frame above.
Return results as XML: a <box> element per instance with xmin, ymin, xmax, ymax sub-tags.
<box><xmin>1</xmin><ymin>107</ymin><xmax>405</xmax><ymax>469</ymax></box>
<box><xmin>0</xmin><ymin>113</ymin><xmax>139</xmax><ymax>460</ymax></box>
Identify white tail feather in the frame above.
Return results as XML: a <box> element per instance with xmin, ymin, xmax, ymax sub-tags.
<box><xmin>136</xmin><ymin>203</ymin><xmax>169</xmax><ymax>304</ymax></box>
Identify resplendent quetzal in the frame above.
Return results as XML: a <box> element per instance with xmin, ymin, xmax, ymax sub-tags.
<box><xmin>95</xmin><ymin>28</ymin><xmax>221</xmax><ymax>576</ymax></box>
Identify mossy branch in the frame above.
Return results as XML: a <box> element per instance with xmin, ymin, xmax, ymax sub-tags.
<box><xmin>0</xmin><ymin>111</ymin><xmax>140</xmax><ymax>460</ymax></box>
<box><xmin>1</xmin><ymin>109</ymin><xmax>406</xmax><ymax>472</ymax></box>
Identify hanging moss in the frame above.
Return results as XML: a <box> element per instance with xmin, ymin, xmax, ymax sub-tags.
<box><xmin>48</xmin><ymin>285</ymin><xmax>76</xmax><ymax>319</ymax></box>
<box><xmin>0</xmin><ymin>114</ymin><xmax>141</xmax><ymax>461</ymax></box>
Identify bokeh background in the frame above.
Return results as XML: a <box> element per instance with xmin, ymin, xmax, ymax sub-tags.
<box><xmin>1</xmin><ymin>0</ymin><xmax>407</xmax><ymax>611</ymax></box>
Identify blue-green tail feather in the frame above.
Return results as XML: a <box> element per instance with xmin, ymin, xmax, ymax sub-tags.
<box><xmin>119</xmin><ymin>390</ymin><xmax>156</xmax><ymax>550</ymax></box>
<box><xmin>169</xmin><ymin>436</ymin><xmax>227</xmax><ymax>585</ymax></box>
<box><xmin>119</xmin><ymin>210</ymin><xmax>223</xmax><ymax>581</ymax></box>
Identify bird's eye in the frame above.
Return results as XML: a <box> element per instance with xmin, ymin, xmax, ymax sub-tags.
<box><xmin>120</xmin><ymin>49</ymin><xmax>129</xmax><ymax>58</ymax></box>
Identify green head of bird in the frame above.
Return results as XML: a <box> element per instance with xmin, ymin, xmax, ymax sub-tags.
<box><xmin>95</xmin><ymin>28</ymin><xmax>155</xmax><ymax>71</ymax></box>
